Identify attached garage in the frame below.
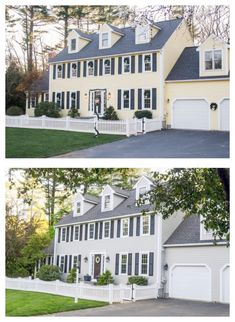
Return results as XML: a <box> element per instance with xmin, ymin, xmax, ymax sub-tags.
<box><xmin>172</xmin><ymin>99</ymin><xmax>210</xmax><ymax>130</ymax></box>
<box><xmin>220</xmin><ymin>265</ymin><xmax>230</xmax><ymax>303</ymax></box>
<box><xmin>219</xmin><ymin>99</ymin><xmax>229</xmax><ymax>131</ymax></box>
<box><xmin>169</xmin><ymin>264</ymin><xmax>211</xmax><ymax>301</ymax></box>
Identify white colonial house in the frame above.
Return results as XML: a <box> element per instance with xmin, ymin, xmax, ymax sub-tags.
<box><xmin>43</xmin><ymin>176</ymin><xmax>229</xmax><ymax>303</ymax></box>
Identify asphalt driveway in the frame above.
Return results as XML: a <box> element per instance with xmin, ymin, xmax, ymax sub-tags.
<box><xmin>54</xmin><ymin>129</ymin><xmax>229</xmax><ymax>158</ymax></box>
<box><xmin>48</xmin><ymin>298</ymin><xmax>229</xmax><ymax>316</ymax></box>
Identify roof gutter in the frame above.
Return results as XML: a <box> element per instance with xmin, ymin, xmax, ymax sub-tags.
<box><xmin>163</xmin><ymin>241</ymin><xmax>227</xmax><ymax>247</ymax></box>
<box><xmin>165</xmin><ymin>78</ymin><xmax>229</xmax><ymax>83</ymax></box>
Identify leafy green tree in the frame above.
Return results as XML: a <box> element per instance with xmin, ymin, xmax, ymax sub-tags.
<box><xmin>143</xmin><ymin>169</ymin><xmax>229</xmax><ymax>241</ymax></box>
<box><xmin>103</xmin><ymin>106</ymin><xmax>119</xmax><ymax>120</ymax></box>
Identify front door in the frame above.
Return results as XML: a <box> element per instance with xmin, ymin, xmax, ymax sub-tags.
<box><xmin>93</xmin><ymin>254</ymin><xmax>102</xmax><ymax>279</ymax></box>
<box><xmin>89</xmin><ymin>90</ymin><xmax>106</xmax><ymax>116</ymax></box>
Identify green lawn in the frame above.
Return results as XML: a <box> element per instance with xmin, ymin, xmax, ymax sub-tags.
<box><xmin>6</xmin><ymin>289</ymin><xmax>108</xmax><ymax>316</ymax></box>
<box><xmin>6</xmin><ymin>128</ymin><xmax>124</xmax><ymax>158</ymax></box>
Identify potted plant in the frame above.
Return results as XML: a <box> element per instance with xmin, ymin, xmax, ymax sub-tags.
<box><xmin>84</xmin><ymin>274</ymin><xmax>91</xmax><ymax>282</ymax></box>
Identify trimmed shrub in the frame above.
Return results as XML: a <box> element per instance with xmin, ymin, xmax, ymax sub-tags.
<box><xmin>96</xmin><ymin>270</ymin><xmax>114</xmax><ymax>285</ymax></box>
<box><xmin>128</xmin><ymin>276</ymin><xmax>148</xmax><ymax>285</ymax></box>
<box><xmin>134</xmin><ymin>110</ymin><xmax>152</xmax><ymax>119</ymax></box>
<box><xmin>6</xmin><ymin>265</ymin><xmax>29</xmax><ymax>278</ymax></box>
<box><xmin>103</xmin><ymin>106</ymin><xmax>119</xmax><ymax>120</ymax></box>
<box><xmin>66</xmin><ymin>268</ymin><xmax>77</xmax><ymax>283</ymax></box>
<box><xmin>68</xmin><ymin>108</ymin><xmax>80</xmax><ymax>118</ymax></box>
<box><xmin>34</xmin><ymin>102</ymin><xmax>61</xmax><ymax>118</ymax></box>
<box><xmin>6</xmin><ymin>106</ymin><xmax>24</xmax><ymax>116</ymax></box>
<box><xmin>38</xmin><ymin>265</ymin><xmax>61</xmax><ymax>281</ymax></box>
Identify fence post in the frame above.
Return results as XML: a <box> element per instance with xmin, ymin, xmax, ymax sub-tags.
<box><xmin>42</xmin><ymin>115</ymin><xmax>46</xmax><ymax>128</ymax></box>
<box><xmin>120</xmin><ymin>283</ymin><xmax>124</xmax><ymax>303</ymax></box>
<box><xmin>20</xmin><ymin>115</ymin><xmax>24</xmax><ymax>127</ymax></box>
<box><xmin>134</xmin><ymin>118</ymin><xmax>138</xmax><ymax>136</ymax></box>
<box><xmin>66</xmin><ymin>116</ymin><xmax>70</xmax><ymax>130</ymax></box>
<box><xmin>108</xmin><ymin>284</ymin><xmax>114</xmax><ymax>304</ymax></box>
<box><xmin>126</xmin><ymin>119</ymin><xmax>130</xmax><ymax>137</ymax></box>
<box><xmin>142</xmin><ymin>117</ymin><xmax>146</xmax><ymax>134</ymax></box>
<box><xmin>132</xmin><ymin>284</ymin><xmax>136</xmax><ymax>302</ymax></box>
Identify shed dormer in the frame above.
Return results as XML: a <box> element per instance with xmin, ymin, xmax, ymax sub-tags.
<box><xmin>100</xmin><ymin>185</ymin><xmax>128</xmax><ymax>212</ymax></box>
<box><xmin>68</xmin><ymin>29</ymin><xmax>92</xmax><ymax>54</ymax></box>
<box><xmin>197</xmin><ymin>34</ymin><xmax>229</xmax><ymax>78</ymax></box>
<box><xmin>99</xmin><ymin>24</ymin><xmax>124</xmax><ymax>49</ymax></box>
<box><xmin>73</xmin><ymin>192</ymin><xmax>98</xmax><ymax>217</ymax></box>
<box><xmin>135</xmin><ymin>22</ymin><xmax>161</xmax><ymax>44</ymax></box>
<box><xmin>133</xmin><ymin>175</ymin><xmax>153</xmax><ymax>200</ymax></box>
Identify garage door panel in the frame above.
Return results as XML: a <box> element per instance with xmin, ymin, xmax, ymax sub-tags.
<box><xmin>220</xmin><ymin>99</ymin><xmax>229</xmax><ymax>131</ymax></box>
<box><xmin>173</xmin><ymin>99</ymin><xmax>209</xmax><ymax>130</ymax></box>
<box><xmin>170</xmin><ymin>265</ymin><xmax>211</xmax><ymax>301</ymax></box>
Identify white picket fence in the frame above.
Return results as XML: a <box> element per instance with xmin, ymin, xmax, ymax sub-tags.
<box><xmin>6</xmin><ymin>277</ymin><xmax>157</xmax><ymax>304</ymax></box>
<box><xmin>6</xmin><ymin>115</ymin><xmax>162</xmax><ymax>137</ymax></box>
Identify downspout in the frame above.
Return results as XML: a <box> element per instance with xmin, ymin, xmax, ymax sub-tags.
<box><xmin>159</xmin><ymin>48</ymin><xmax>165</xmax><ymax>128</ymax></box>
<box><xmin>156</xmin><ymin>214</ymin><xmax>163</xmax><ymax>292</ymax></box>
<box><xmin>53</xmin><ymin>228</ymin><xmax>57</xmax><ymax>265</ymax></box>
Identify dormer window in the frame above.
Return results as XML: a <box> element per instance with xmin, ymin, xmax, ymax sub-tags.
<box><xmin>136</xmin><ymin>25</ymin><xmax>150</xmax><ymax>44</ymax></box>
<box><xmin>57</xmin><ymin>64</ymin><xmax>62</xmax><ymax>78</ymax></box>
<box><xmin>88</xmin><ymin>60</ymin><xmax>94</xmax><ymax>76</ymax></box>
<box><xmin>104</xmin><ymin>195</ymin><xmax>111</xmax><ymax>209</ymax></box>
<box><xmin>101</xmin><ymin>32</ymin><xmax>109</xmax><ymax>48</ymax></box>
<box><xmin>205</xmin><ymin>49</ymin><xmax>222</xmax><ymax>70</ymax></box>
<box><xmin>76</xmin><ymin>201</ymin><xmax>81</xmax><ymax>215</ymax></box>
<box><xmin>104</xmin><ymin>59</ymin><xmax>111</xmax><ymax>75</ymax></box>
<box><xmin>143</xmin><ymin>54</ymin><xmax>152</xmax><ymax>72</ymax></box>
<box><xmin>71</xmin><ymin>63</ymin><xmax>77</xmax><ymax>77</ymax></box>
<box><xmin>71</xmin><ymin>38</ymin><xmax>76</xmax><ymax>51</ymax></box>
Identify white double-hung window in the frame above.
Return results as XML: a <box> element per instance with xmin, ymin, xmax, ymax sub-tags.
<box><xmin>103</xmin><ymin>221</ymin><xmax>110</xmax><ymax>238</ymax></box>
<box><xmin>143</xmin><ymin>89</ymin><xmax>151</xmax><ymax>109</ymax></box>
<box><xmin>143</xmin><ymin>54</ymin><xmax>152</xmax><ymax>72</ymax></box>
<box><xmin>140</xmin><ymin>253</ymin><xmax>148</xmax><ymax>275</ymax></box>
<box><xmin>56</xmin><ymin>92</ymin><xmax>62</xmax><ymax>107</ymax></box>
<box><xmin>121</xmin><ymin>218</ymin><xmax>129</xmax><ymax>237</ymax></box>
<box><xmin>141</xmin><ymin>215</ymin><xmax>150</xmax><ymax>235</ymax></box>
<box><xmin>60</xmin><ymin>256</ymin><xmax>65</xmax><ymax>272</ymax></box>
<box><xmin>70</xmin><ymin>92</ymin><xmax>76</xmax><ymax>108</ymax></box>
<box><xmin>61</xmin><ymin>227</ymin><xmax>66</xmax><ymax>241</ymax></box>
<box><xmin>120</xmin><ymin>253</ymin><xmax>128</xmax><ymax>274</ymax></box>
<box><xmin>205</xmin><ymin>49</ymin><xmax>222</xmax><ymax>70</ymax></box>
<box><xmin>122</xmin><ymin>90</ymin><xmax>130</xmax><ymax>109</ymax></box>
<box><xmin>104</xmin><ymin>58</ymin><xmax>111</xmax><ymax>75</ymax></box>
<box><xmin>71</xmin><ymin>63</ymin><xmax>77</xmax><ymax>77</ymax></box>
<box><xmin>74</xmin><ymin>226</ymin><xmax>79</xmax><ymax>240</ymax></box>
<box><xmin>88</xmin><ymin>60</ymin><xmax>94</xmax><ymax>76</ymax></box>
<box><xmin>123</xmin><ymin>56</ymin><xmax>130</xmax><ymax>73</ymax></box>
<box><xmin>57</xmin><ymin>64</ymin><xmax>62</xmax><ymax>78</ymax></box>
<box><xmin>89</xmin><ymin>223</ymin><xmax>95</xmax><ymax>240</ymax></box>
<box><xmin>101</xmin><ymin>32</ymin><xmax>109</xmax><ymax>48</ymax></box>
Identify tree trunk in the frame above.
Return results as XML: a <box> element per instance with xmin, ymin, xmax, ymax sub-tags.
<box><xmin>217</xmin><ymin>168</ymin><xmax>230</xmax><ymax>204</ymax></box>
<box><xmin>28</xmin><ymin>6</ymin><xmax>34</xmax><ymax>72</ymax></box>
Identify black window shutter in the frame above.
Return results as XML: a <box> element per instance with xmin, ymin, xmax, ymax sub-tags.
<box><xmin>70</xmin><ymin>226</ymin><xmax>74</xmax><ymax>242</ymax></box>
<box><xmin>61</xmin><ymin>92</ymin><xmax>65</xmax><ymax>109</ymax></box>
<box><xmin>66</xmin><ymin>91</ymin><xmax>70</xmax><ymax>109</ymax></box>
<box><xmin>77</xmin><ymin>91</ymin><xmax>80</xmax><ymax>109</ymax></box>
<box><xmin>52</xmin><ymin>92</ymin><xmax>55</xmax><ymax>103</ymax></box>
<box><xmin>94</xmin><ymin>59</ymin><xmax>98</xmax><ymax>76</ymax></box>
<box><xmin>110</xmin><ymin>220</ymin><xmax>114</xmax><ymax>238</ymax></box>
<box><xmin>118</xmin><ymin>57</ymin><xmax>122</xmax><ymax>74</ymax></box>
<box><xmin>69</xmin><ymin>255</ymin><xmax>72</xmax><ymax>272</ymax></box>
<box><xmin>36</xmin><ymin>94</ymin><xmax>39</xmax><ymax>106</ymax></box>
<box><xmin>138</xmin><ymin>89</ymin><xmax>142</xmax><ymax>110</ymax></box>
<box><xmin>152</xmin><ymin>88</ymin><xmax>157</xmax><ymax>110</ymax></box>
<box><xmin>67</xmin><ymin>63</ymin><xmax>71</xmax><ymax>78</ymax></box>
<box><xmin>56</xmin><ymin>255</ymin><xmax>60</xmax><ymax>266</ymax></box>
<box><xmin>95</xmin><ymin>222</ymin><xmax>99</xmax><ymax>240</ymax></box>
<box><xmin>64</xmin><ymin>255</ymin><xmax>68</xmax><ymax>273</ymax></box>
<box><xmin>58</xmin><ymin>228</ymin><xmax>61</xmax><ymax>243</ymax></box>
<box><xmin>115</xmin><ymin>254</ymin><xmax>119</xmax><ymax>275</ymax></box>
<box><xmin>149</xmin><ymin>252</ymin><xmax>154</xmax><ymax>276</ymax></box>
<box><xmin>53</xmin><ymin>65</ymin><xmax>56</xmax><ymax>79</ymax></box>
<box><xmin>79</xmin><ymin>224</ymin><xmax>83</xmax><ymax>241</ymax></box>
<box><xmin>85</xmin><ymin>224</ymin><xmax>88</xmax><ymax>240</ymax></box>
<box><xmin>130</xmin><ymin>89</ymin><xmax>135</xmax><ymax>110</ymax></box>
<box><xmin>135</xmin><ymin>253</ymin><xmax>139</xmax><ymax>275</ymax></box>
<box><xmin>117</xmin><ymin>90</ymin><xmax>121</xmax><ymax>110</ymax></box>
<box><xmin>111</xmin><ymin>57</ymin><xmax>115</xmax><ymax>75</ymax></box>
<box><xmin>62</xmin><ymin>63</ymin><xmax>66</xmax><ymax>78</ymax></box>
<box><xmin>138</xmin><ymin>55</ymin><xmax>142</xmax><ymax>73</ymax></box>
<box><xmin>78</xmin><ymin>254</ymin><xmax>81</xmax><ymax>273</ymax></box>
<box><xmin>83</xmin><ymin>61</ymin><xmax>87</xmax><ymax>77</ymax></box>
<box><xmin>117</xmin><ymin>219</ymin><xmax>121</xmax><ymax>237</ymax></box>
<box><xmin>129</xmin><ymin>217</ymin><xmax>133</xmax><ymax>236</ymax></box>
<box><xmin>99</xmin><ymin>222</ymin><xmax>103</xmax><ymax>239</ymax></box>
<box><xmin>136</xmin><ymin>216</ymin><xmax>140</xmax><ymax>236</ymax></box>
<box><xmin>153</xmin><ymin>53</ymin><xmax>157</xmax><ymax>72</ymax></box>
<box><xmin>99</xmin><ymin>59</ymin><xmax>103</xmax><ymax>76</ymax></box>
<box><xmin>128</xmin><ymin>253</ymin><xmax>132</xmax><ymax>275</ymax></box>
<box><xmin>41</xmin><ymin>93</ymin><xmax>44</xmax><ymax>102</ymax></box>
<box><xmin>131</xmin><ymin>56</ymin><xmax>135</xmax><ymax>73</ymax></box>
<box><xmin>77</xmin><ymin>62</ymin><xmax>80</xmax><ymax>77</ymax></box>
<box><xmin>150</xmin><ymin>215</ymin><xmax>155</xmax><ymax>235</ymax></box>
<box><xmin>66</xmin><ymin>226</ymin><xmax>70</xmax><ymax>242</ymax></box>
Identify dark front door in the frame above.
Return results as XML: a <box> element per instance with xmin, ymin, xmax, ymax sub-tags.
<box><xmin>94</xmin><ymin>254</ymin><xmax>102</xmax><ymax>279</ymax></box>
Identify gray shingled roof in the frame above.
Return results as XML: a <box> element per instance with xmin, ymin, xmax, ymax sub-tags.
<box><xmin>55</xmin><ymin>189</ymin><xmax>153</xmax><ymax>227</ymax></box>
<box><xmin>49</xmin><ymin>18</ymin><xmax>183</xmax><ymax>63</ymax></box>
<box><xmin>164</xmin><ymin>215</ymin><xmax>217</xmax><ymax>245</ymax></box>
<box><xmin>74</xmin><ymin>29</ymin><xmax>93</xmax><ymax>40</ymax></box>
<box><xmin>29</xmin><ymin>70</ymin><xmax>49</xmax><ymax>92</ymax></box>
<box><xmin>166</xmin><ymin>46</ymin><xmax>230</xmax><ymax>81</ymax></box>
<box><xmin>84</xmin><ymin>194</ymin><xmax>99</xmax><ymax>203</ymax></box>
<box><xmin>110</xmin><ymin>185</ymin><xmax>130</xmax><ymax>197</ymax></box>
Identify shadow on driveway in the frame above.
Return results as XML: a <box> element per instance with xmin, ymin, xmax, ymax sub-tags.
<box><xmin>54</xmin><ymin>130</ymin><xmax>229</xmax><ymax>158</ymax></box>
<box><xmin>48</xmin><ymin>298</ymin><xmax>229</xmax><ymax>317</ymax></box>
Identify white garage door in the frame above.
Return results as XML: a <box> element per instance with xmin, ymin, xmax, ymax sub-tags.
<box><xmin>221</xmin><ymin>265</ymin><xmax>230</xmax><ymax>303</ymax></box>
<box><xmin>220</xmin><ymin>99</ymin><xmax>229</xmax><ymax>131</ymax></box>
<box><xmin>172</xmin><ymin>99</ymin><xmax>209</xmax><ymax>130</ymax></box>
<box><xmin>170</xmin><ymin>265</ymin><xmax>211</xmax><ymax>301</ymax></box>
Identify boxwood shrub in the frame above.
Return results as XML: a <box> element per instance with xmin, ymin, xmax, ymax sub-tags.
<box><xmin>134</xmin><ymin>110</ymin><xmax>152</xmax><ymax>119</ymax></box>
<box><xmin>128</xmin><ymin>276</ymin><xmax>148</xmax><ymax>285</ymax></box>
<box><xmin>7</xmin><ymin>106</ymin><xmax>24</xmax><ymax>116</ymax></box>
<box><xmin>38</xmin><ymin>265</ymin><xmax>61</xmax><ymax>281</ymax></box>
<box><xmin>34</xmin><ymin>102</ymin><xmax>61</xmax><ymax>118</ymax></box>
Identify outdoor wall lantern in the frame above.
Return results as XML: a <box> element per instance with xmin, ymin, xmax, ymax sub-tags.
<box><xmin>163</xmin><ymin>264</ymin><xmax>168</xmax><ymax>271</ymax></box>
<box><xmin>108</xmin><ymin>92</ymin><xmax>111</xmax><ymax>99</ymax></box>
<box><xmin>210</xmin><ymin>102</ymin><xmax>218</xmax><ymax>111</ymax></box>
<box><xmin>84</xmin><ymin>256</ymin><xmax>88</xmax><ymax>262</ymax></box>
<box><xmin>84</xmin><ymin>93</ymin><xmax>88</xmax><ymax>98</ymax></box>
<box><xmin>105</xmin><ymin>256</ymin><xmax>110</xmax><ymax>262</ymax></box>
<box><xmin>167</xmin><ymin>98</ymin><xmax>170</xmax><ymax>103</ymax></box>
